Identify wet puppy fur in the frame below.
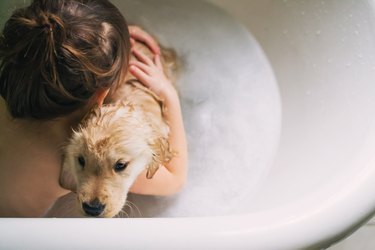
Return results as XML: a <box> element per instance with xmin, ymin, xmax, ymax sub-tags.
<box><xmin>60</xmin><ymin>36</ymin><xmax>178</xmax><ymax>218</ymax></box>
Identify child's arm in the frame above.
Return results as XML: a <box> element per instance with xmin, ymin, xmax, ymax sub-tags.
<box><xmin>128</xmin><ymin>49</ymin><xmax>188</xmax><ymax>196</ymax></box>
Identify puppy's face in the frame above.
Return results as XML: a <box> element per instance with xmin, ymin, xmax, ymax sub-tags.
<box><xmin>62</xmin><ymin>104</ymin><xmax>167</xmax><ymax>217</ymax></box>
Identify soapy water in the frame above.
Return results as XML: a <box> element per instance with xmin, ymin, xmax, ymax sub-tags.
<box><xmin>113</xmin><ymin>0</ymin><xmax>281</xmax><ymax>217</ymax></box>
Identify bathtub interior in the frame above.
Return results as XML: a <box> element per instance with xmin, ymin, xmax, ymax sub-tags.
<box><xmin>1</xmin><ymin>0</ymin><xmax>375</xmax><ymax>248</ymax></box>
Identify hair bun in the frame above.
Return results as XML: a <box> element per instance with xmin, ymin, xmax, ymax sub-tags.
<box><xmin>37</xmin><ymin>11</ymin><xmax>65</xmax><ymax>43</ymax></box>
<box><xmin>40</xmin><ymin>14</ymin><xmax>56</xmax><ymax>34</ymax></box>
<box><xmin>0</xmin><ymin>0</ymin><xmax>130</xmax><ymax>119</ymax></box>
<box><xmin>30</xmin><ymin>0</ymin><xmax>63</xmax><ymax>31</ymax></box>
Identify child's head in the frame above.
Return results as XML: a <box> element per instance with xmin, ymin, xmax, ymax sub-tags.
<box><xmin>0</xmin><ymin>0</ymin><xmax>130</xmax><ymax>119</ymax></box>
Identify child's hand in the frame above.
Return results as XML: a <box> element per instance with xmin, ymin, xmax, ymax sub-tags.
<box><xmin>129</xmin><ymin>49</ymin><xmax>176</xmax><ymax>101</ymax></box>
<box><xmin>128</xmin><ymin>26</ymin><xmax>161</xmax><ymax>55</ymax></box>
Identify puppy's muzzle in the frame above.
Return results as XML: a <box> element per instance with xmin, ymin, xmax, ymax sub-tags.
<box><xmin>82</xmin><ymin>199</ymin><xmax>106</xmax><ymax>217</ymax></box>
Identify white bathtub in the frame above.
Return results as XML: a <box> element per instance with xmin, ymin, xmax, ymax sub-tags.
<box><xmin>2</xmin><ymin>0</ymin><xmax>375</xmax><ymax>249</ymax></box>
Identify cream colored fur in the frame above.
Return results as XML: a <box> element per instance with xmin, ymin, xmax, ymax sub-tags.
<box><xmin>60</xmin><ymin>40</ymin><xmax>177</xmax><ymax>218</ymax></box>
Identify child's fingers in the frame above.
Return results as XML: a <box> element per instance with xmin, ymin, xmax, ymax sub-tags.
<box><xmin>129</xmin><ymin>61</ymin><xmax>152</xmax><ymax>75</ymax></box>
<box><xmin>130</xmin><ymin>38</ymin><xmax>136</xmax><ymax>47</ymax></box>
<box><xmin>129</xmin><ymin>65</ymin><xmax>152</xmax><ymax>87</ymax></box>
<box><xmin>154</xmin><ymin>54</ymin><xmax>163</xmax><ymax>70</ymax></box>
<box><xmin>132</xmin><ymin>49</ymin><xmax>153</xmax><ymax>66</ymax></box>
<box><xmin>128</xmin><ymin>26</ymin><xmax>161</xmax><ymax>55</ymax></box>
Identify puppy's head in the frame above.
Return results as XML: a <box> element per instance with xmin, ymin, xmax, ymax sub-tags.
<box><xmin>62</xmin><ymin>102</ymin><xmax>171</xmax><ymax>217</ymax></box>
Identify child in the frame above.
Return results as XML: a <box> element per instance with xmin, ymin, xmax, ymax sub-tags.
<box><xmin>0</xmin><ymin>0</ymin><xmax>187</xmax><ymax>217</ymax></box>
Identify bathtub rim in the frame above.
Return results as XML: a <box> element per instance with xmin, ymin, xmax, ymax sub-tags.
<box><xmin>1</xmin><ymin>156</ymin><xmax>375</xmax><ymax>250</ymax></box>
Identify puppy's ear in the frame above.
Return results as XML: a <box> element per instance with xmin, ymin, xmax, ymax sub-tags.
<box><xmin>147</xmin><ymin>137</ymin><xmax>174</xmax><ymax>179</ymax></box>
<box><xmin>59</xmin><ymin>163</ymin><xmax>77</xmax><ymax>192</ymax></box>
<box><xmin>146</xmin><ymin>160</ymin><xmax>160</xmax><ymax>179</ymax></box>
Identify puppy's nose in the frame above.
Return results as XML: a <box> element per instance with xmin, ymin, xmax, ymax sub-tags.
<box><xmin>82</xmin><ymin>199</ymin><xmax>106</xmax><ymax>217</ymax></box>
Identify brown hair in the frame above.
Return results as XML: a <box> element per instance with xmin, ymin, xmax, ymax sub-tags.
<box><xmin>0</xmin><ymin>0</ymin><xmax>130</xmax><ymax>119</ymax></box>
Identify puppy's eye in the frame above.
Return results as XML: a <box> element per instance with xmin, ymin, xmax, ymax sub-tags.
<box><xmin>114</xmin><ymin>162</ymin><xmax>129</xmax><ymax>172</ymax></box>
<box><xmin>77</xmin><ymin>155</ymin><xmax>85</xmax><ymax>169</ymax></box>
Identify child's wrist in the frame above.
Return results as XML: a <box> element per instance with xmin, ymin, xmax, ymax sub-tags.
<box><xmin>160</xmin><ymin>87</ymin><xmax>180</xmax><ymax>116</ymax></box>
<box><xmin>162</xmin><ymin>87</ymin><xmax>178</xmax><ymax>104</ymax></box>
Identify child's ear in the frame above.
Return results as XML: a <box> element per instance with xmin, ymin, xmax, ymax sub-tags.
<box><xmin>59</xmin><ymin>162</ymin><xmax>77</xmax><ymax>192</ymax></box>
<box><xmin>95</xmin><ymin>88</ymin><xmax>110</xmax><ymax>107</ymax></box>
<box><xmin>146</xmin><ymin>137</ymin><xmax>174</xmax><ymax>179</ymax></box>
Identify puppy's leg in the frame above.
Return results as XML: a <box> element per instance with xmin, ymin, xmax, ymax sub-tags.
<box><xmin>43</xmin><ymin>192</ymin><xmax>83</xmax><ymax>218</ymax></box>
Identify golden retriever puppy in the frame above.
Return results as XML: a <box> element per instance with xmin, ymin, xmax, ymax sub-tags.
<box><xmin>60</xmin><ymin>40</ymin><xmax>178</xmax><ymax>218</ymax></box>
